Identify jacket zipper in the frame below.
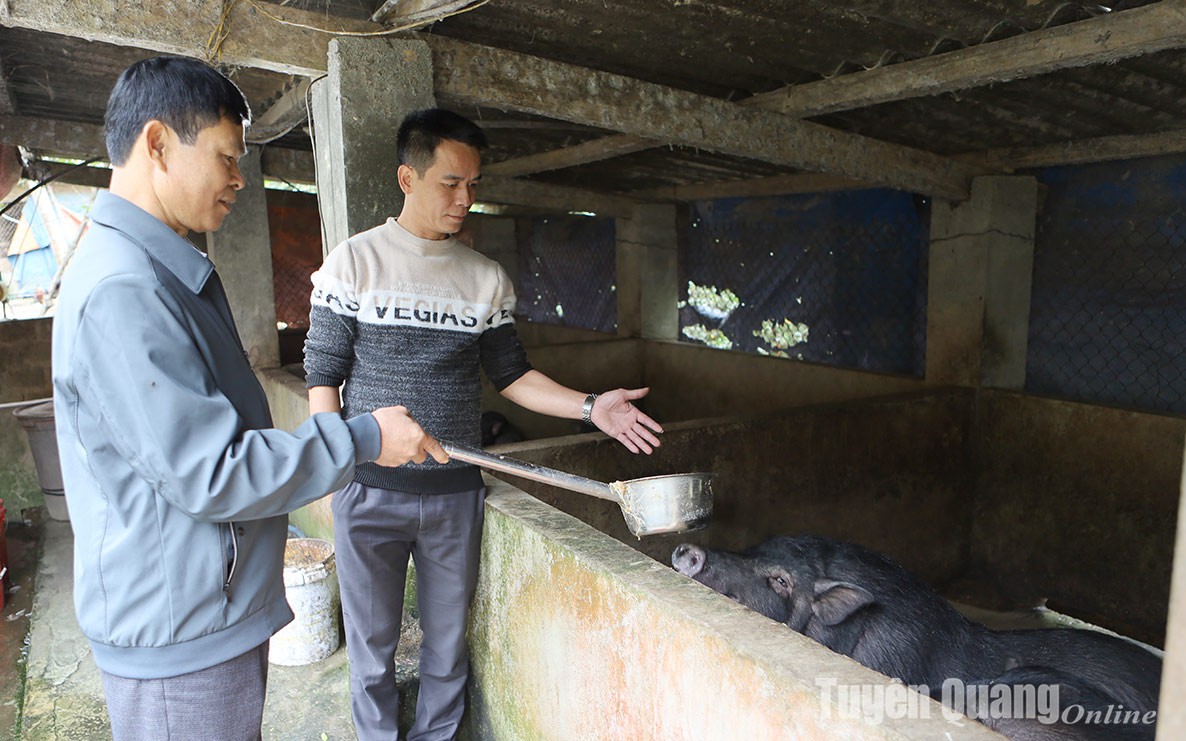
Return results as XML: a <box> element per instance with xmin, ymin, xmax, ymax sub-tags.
<box><xmin>224</xmin><ymin>521</ymin><xmax>239</xmax><ymax>596</ymax></box>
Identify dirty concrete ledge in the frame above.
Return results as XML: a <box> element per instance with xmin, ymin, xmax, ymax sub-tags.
<box><xmin>465</xmin><ymin>478</ymin><xmax>1003</xmax><ymax>740</ymax></box>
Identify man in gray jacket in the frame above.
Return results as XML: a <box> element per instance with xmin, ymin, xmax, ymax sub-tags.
<box><xmin>51</xmin><ymin>56</ymin><xmax>445</xmax><ymax>741</ymax></box>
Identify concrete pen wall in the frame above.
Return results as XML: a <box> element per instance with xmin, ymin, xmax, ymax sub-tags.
<box><xmin>465</xmin><ymin>480</ymin><xmax>1003</xmax><ymax>741</ymax></box>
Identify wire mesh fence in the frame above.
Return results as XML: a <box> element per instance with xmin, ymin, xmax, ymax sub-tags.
<box><xmin>1026</xmin><ymin>158</ymin><xmax>1186</xmax><ymax>415</ymax></box>
<box><xmin>677</xmin><ymin>189</ymin><xmax>929</xmax><ymax>376</ymax></box>
<box><xmin>272</xmin><ymin>250</ymin><xmax>318</xmax><ymax>329</ymax></box>
<box><xmin>515</xmin><ymin>214</ymin><xmax>617</xmax><ymax>333</ymax></box>
<box><xmin>266</xmin><ymin>192</ymin><xmax>324</xmax><ymax>330</ymax></box>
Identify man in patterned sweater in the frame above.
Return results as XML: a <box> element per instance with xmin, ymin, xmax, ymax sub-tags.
<box><xmin>305</xmin><ymin>108</ymin><xmax>663</xmax><ymax>740</ymax></box>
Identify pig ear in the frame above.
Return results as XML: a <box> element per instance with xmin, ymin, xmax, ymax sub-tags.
<box><xmin>811</xmin><ymin>579</ymin><xmax>875</xmax><ymax>626</ymax></box>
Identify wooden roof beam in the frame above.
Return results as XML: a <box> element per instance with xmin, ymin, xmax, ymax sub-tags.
<box><xmin>484</xmin><ymin>135</ymin><xmax>652</xmax><ymax>177</ymax></box>
<box><xmin>749</xmin><ymin>0</ymin><xmax>1186</xmax><ymax>118</ymax></box>
<box><xmin>3</xmin><ymin>0</ymin><xmax>970</xmax><ymax>197</ymax></box>
<box><xmin>478</xmin><ymin>175</ymin><xmax>640</xmax><ymax>219</ymax></box>
<box><xmin>249</xmin><ymin>78</ymin><xmax>312</xmax><ymax>145</ymax></box>
<box><xmin>424</xmin><ymin>35</ymin><xmax>982</xmax><ymax>200</ymax></box>
<box><xmin>0</xmin><ymin>62</ymin><xmax>15</xmax><ymax>115</ymax></box>
<box><xmin>963</xmin><ymin>129</ymin><xmax>1186</xmax><ymax>171</ymax></box>
<box><xmin>0</xmin><ymin>0</ymin><xmax>370</xmax><ymax>77</ymax></box>
<box><xmin>630</xmin><ymin>173</ymin><xmax>872</xmax><ymax>202</ymax></box>
<box><xmin>632</xmin><ymin>129</ymin><xmax>1186</xmax><ymax>202</ymax></box>
<box><xmin>495</xmin><ymin>1</ymin><xmax>1186</xmax><ymax>185</ymax></box>
<box><xmin>0</xmin><ymin>115</ymin><xmax>106</xmax><ymax>157</ymax></box>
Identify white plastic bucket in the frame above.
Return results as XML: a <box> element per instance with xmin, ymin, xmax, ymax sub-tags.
<box><xmin>43</xmin><ymin>492</ymin><xmax>69</xmax><ymax>522</ymax></box>
<box><xmin>12</xmin><ymin>400</ymin><xmax>69</xmax><ymax>521</ymax></box>
<box><xmin>269</xmin><ymin>537</ymin><xmax>340</xmax><ymax>666</ymax></box>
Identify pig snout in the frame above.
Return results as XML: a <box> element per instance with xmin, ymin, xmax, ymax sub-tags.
<box><xmin>672</xmin><ymin>543</ymin><xmax>706</xmax><ymax>577</ymax></box>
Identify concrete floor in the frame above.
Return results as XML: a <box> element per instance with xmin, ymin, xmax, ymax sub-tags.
<box><xmin>2</xmin><ymin>513</ymin><xmax>424</xmax><ymax>740</ymax></box>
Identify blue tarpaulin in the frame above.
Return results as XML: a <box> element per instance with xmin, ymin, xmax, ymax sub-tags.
<box><xmin>680</xmin><ymin>189</ymin><xmax>929</xmax><ymax>376</ymax></box>
<box><xmin>11</xmin><ymin>244</ymin><xmax>57</xmax><ymax>293</ymax></box>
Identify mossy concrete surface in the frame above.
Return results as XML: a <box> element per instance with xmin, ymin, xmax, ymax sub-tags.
<box><xmin>464</xmin><ymin>478</ymin><xmax>1002</xmax><ymax>740</ymax></box>
<box><xmin>19</xmin><ymin>521</ymin><xmax>109</xmax><ymax>740</ymax></box>
<box><xmin>0</xmin><ymin>398</ymin><xmax>50</xmax><ymax>517</ymax></box>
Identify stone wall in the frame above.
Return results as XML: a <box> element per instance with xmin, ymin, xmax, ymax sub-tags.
<box><xmin>0</xmin><ymin>314</ymin><xmax>56</xmax><ymax>516</ymax></box>
<box><xmin>0</xmin><ymin>317</ymin><xmax>52</xmax><ymax>404</ymax></box>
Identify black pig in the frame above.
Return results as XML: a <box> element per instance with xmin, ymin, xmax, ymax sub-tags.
<box><xmin>672</xmin><ymin>536</ymin><xmax>1160</xmax><ymax>739</ymax></box>
<box><xmin>671</xmin><ymin>541</ymin><xmax>791</xmax><ymax>624</ymax></box>
<box><xmin>481</xmin><ymin>411</ymin><xmax>525</xmax><ymax>447</ymax></box>
<box><xmin>957</xmin><ymin>666</ymin><xmax>1157</xmax><ymax>741</ymax></box>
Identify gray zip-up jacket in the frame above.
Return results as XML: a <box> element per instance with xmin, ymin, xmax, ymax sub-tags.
<box><xmin>51</xmin><ymin>191</ymin><xmax>379</xmax><ymax>679</ymax></box>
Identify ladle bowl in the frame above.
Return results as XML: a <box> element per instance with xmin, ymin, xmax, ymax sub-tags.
<box><xmin>441</xmin><ymin>440</ymin><xmax>714</xmax><ymax>538</ymax></box>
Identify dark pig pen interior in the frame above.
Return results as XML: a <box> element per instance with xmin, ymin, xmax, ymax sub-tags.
<box><xmin>489</xmin><ymin>386</ymin><xmax>1180</xmax><ymax>649</ymax></box>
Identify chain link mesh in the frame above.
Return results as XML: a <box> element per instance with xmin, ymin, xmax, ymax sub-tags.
<box><xmin>678</xmin><ymin>190</ymin><xmax>929</xmax><ymax>375</ymax></box>
<box><xmin>1026</xmin><ymin>159</ymin><xmax>1186</xmax><ymax>415</ymax></box>
<box><xmin>272</xmin><ymin>250</ymin><xmax>318</xmax><ymax>329</ymax></box>
<box><xmin>515</xmin><ymin>214</ymin><xmax>617</xmax><ymax>333</ymax></box>
<box><xmin>266</xmin><ymin>193</ymin><xmax>324</xmax><ymax>330</ymax></box>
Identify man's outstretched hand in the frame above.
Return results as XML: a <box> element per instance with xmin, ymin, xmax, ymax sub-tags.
<box><xmin>590</xmin><ymin>387</ymin><xmax>664</xmax><ymax>455</ymax></box>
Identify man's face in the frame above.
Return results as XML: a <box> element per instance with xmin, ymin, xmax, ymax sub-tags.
<box><xmin>154</xmin><ymin>116</ymin><xmax>247</xmax><ymax>236</ymax></box>
<box><xmin>398</xmin><ymin>139</ymin><xmax>481</xmax><ymax>241</ymax></box>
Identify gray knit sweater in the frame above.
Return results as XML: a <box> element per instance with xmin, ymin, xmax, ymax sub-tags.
<box><xmin>304</xmin><ymin>218</ymin><xmax>532</xmax><ymax>494</ymax></box>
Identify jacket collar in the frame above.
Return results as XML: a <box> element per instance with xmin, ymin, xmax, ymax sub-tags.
<box><xmin>90</xmin><ymin>190</ymin><xmax>215</xmax><ymax>294</ymax></box>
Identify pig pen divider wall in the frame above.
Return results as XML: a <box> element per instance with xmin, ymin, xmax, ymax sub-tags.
<box><xmin>465</xmin><ymin>478</ymin><xmax>1003</xmax><ymax>740</ymax></box>
<box><xmin>461</xmin><ymin>386</ymin><xmax>1181</xmax><ymax>738</ymax></box>
<box><xmin>484</xmin><ymin>386</ymin><xmax>1180</xmax><ymax>647</ymax></box>
<box><xmin>488</xmin><ymin>388</ymin><xmax>979</xmax><ymax>594</ymax></box>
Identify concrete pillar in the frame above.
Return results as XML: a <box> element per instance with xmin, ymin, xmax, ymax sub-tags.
<box><xmin>205</xmin><ymin>145</ymin><xmax>280</xmax><ymax>369</ymax></box>
<box><xmin>617</xmin><ymin>204</ymin><xmax>679</xmax><ymax>340</ymax></box>
<box><xmin>310</xmin><ymin>37</ymin><xmax>435</xmax><ymax>254</ymax></box>
<box><xmin>1157</xmin><ymin>441</ymin><xmax>1186</xmax><ymax>739</ymax></box>
<box><xmin>614</xmin><ymin>215</ymin><xmax>641</xmax><ymax>338</ymax></box>
<box><xmin>926</xmin><ymin>176</ymin><xmax>1039</xmax><ymax>388</ymax></box>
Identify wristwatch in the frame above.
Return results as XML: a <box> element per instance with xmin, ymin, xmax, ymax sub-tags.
<box><xmin>581</xmin><ymin>393</ymin><xmax>599</xmax><ymax>426</ymax></box>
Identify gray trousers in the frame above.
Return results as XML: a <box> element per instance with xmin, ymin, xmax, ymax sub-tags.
<box><xmin>100</xmin><ymin>642</ymin><xmax>268</xmax><ymax>741</ymax></box>
<box><xmin>333</xmin><ymin>481</ymin><xmax>486</xmax><ymax>741</ymax></box>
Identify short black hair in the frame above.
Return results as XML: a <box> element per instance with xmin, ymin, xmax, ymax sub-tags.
<box><xmin>397</xmin><ymin>108</ymin><xmax>488</xmax><ymax>174</ymax></box>
<box><xmin>104</xmin><ymin>55</ymin><xmax>252</xmax><ymax>166</ymax></box>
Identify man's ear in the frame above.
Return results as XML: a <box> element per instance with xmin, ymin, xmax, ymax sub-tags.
<box><xmin>397</xmin><ymin>163</ymin><xmax>417</xmax><ymax>195</ymax></box>
<box><xmin>143</xmin><ymin>120</ymin><xmax>170</xmax><ymax>170</ymax></box>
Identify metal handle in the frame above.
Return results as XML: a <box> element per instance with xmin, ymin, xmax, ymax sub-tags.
<box><xmin>442</xmin><ymin>440</ymin><xmax>618</xmax><ymax>502</ymax></box>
